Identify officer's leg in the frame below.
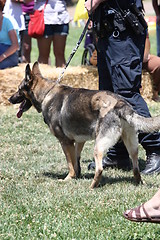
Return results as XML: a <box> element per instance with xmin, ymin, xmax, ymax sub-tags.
<box><xmin>106</xmin><ymin>32</ymin><xmax>160</xmax><ymax>174</ymax></box>
<box><xmin>122</xmin><ymin>91</ymin><xmax>160</xmax><ymax>174</ymax></box>
<box><xmin>88</xmin><ymin>38</ymin><xmax>131</xmax><ymax>171</ymax></box>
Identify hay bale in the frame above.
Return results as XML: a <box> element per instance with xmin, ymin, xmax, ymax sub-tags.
<box><xmin>140</xmin><ymin>70</ymin><xmax>154</xmax><ymax>101</ymax></box>
<box><xmin>0</xmin><ymin>63</ymin><xmax>154</xmax><ymax>106</ymax></box>
<box><xmin>0</xmin><ymin>64</ymin><xmax>98</xmax><ymax>106</ymax></box>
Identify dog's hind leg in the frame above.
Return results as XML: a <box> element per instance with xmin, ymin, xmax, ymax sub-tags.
<box><xmin>122</xmin><ymin>126</ymin><xmax>142</xmax><ymax>185</ymax></box>
<box><xmin>75</xmin><ymin>142</ymin><xmax>85</xmax><ymax>178</ymax></box>
<box><xmin>91</xmin><ymin>127</ymin><xmax>122</xmax><ymax>188</ymax></box>
<box><xmin>90</xmin><ymin>146</ymin><xmax>103</xmax><ymax>189</ymax></box>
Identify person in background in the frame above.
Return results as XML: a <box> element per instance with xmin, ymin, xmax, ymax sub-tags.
<box><xmin>0</xmin><ymin>0</ymin><xmax>19</xmax><ymax>69</ymax></box>
<box><xmin>143</xmin><ymin>33</ymin><xmax>160</xmax><ymax>102</ymax></box>
<box><xmin>21</xmin><ymin>0</ymin><xmax>34</xmax><ymax>62</ymax></box>
<box><xmin>3</xmin><ymin>0</ymin><xmax>25</xmax><ymax>62</ymax></box>
<box><xmin>123</xmin><ymin>188</ymin><xmax>160</xmax><ymax>223</ymax></box>
<box><xmin>85</xmin><ymin>0</ymin><xmax>160</xmax><ymax>174</ymax></box>
<box><xmin>152</xmin><ymin>0</ymin><xmax>160</xmax><ymax>57</ymax></box>
<box><xmin>25</xmin><ymin>0</ymin><xmax>70</xmax><ymax>67</ymax></box>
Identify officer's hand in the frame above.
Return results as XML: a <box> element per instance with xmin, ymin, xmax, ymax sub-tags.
<box><xmin>85</xmin><ymin>0</ymin><xmax>106</xmax><ymax>14</ymax></box>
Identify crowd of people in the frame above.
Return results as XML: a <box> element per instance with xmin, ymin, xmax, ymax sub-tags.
<box><xmin>1</xmin><ymin>0</ymin><xmax>160</xmax><ymax>224</ymax></box>
<box><xmin>0</xmin><ymin>0</ymin><xmax>70</xmax><ymax>69</ymax></box>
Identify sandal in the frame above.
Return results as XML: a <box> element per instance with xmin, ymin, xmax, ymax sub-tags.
<box><xmin>123</xmin><ymin>203</ymin><xmax>160</xmax><ymax>223</ymax></box>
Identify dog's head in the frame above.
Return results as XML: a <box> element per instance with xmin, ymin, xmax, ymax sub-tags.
<box><xmin>8</xmin><ymin>62</ymin><xmax>42</xmax><ymax>118</ymax></box>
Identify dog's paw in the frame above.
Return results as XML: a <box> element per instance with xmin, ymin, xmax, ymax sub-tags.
<box><xmin>58</xmin><ymin>173</ymin><xmax>77</xmax><ymax>183</ymax></box>
<box><xmin>58</xmin><ymin>179</ymin><xmax>65</xmax><ymax>182</ymax></box>
<box><xmin>90</xmin><ymin>179</ymin><xmax>99</xmax><ymax>189</ymax></box>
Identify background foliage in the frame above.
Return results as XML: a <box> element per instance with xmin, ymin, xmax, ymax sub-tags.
<box><xmin>1</xmin><ymin>104</ymin><xmax>160</xmax><ymax>239</ymax></box>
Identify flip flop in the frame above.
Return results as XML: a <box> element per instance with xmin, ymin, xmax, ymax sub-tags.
<box><xmin>123</xmin><ymin>203</ymin><xmax>160</xmax><ymax>224</ymax></box>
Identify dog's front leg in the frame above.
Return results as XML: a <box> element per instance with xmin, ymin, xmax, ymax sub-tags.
<box><xmin>75</xmin><ymin>142</ymin><xmax>85</xmax><ymax>177</ymax></box>
<box><xmin>60</xmin><ymin>142</ymin><xmax>78</xmax><ymax>181</ymax></box>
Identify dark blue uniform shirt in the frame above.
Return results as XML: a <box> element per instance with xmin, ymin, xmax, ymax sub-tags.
<box><xmin>107</xmin><ymin>0</ymin><xmax>143</xmax><ymax>9</ymax></box>
<box><xmin>96</xmin><ymin>0</ymin><xmax>160</xmax><ymax>157</ymax></box>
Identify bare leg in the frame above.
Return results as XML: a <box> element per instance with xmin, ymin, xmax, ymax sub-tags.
<box><xmin>37</xmin><ymin>37</ymin><xmax>52</xmax><ymax>64</ymax></box>
<box><xmin>52</xmin><ymin>34</ymin><xmax>67</xmax><ymax>67</ymax></box>
<box><xmin>22</xmin><ymin>34</ymin><xmax>32</xmax><ymax>63</ymax></box>
<box><xmin>143</xmin><ymin>189</ymin><xmax>160</xmax><ymax>217</ymax></box>
<box><xmin>124</xmin><ymin>189</ymin><xmax>160</xmax><ymax>220</ymax></box>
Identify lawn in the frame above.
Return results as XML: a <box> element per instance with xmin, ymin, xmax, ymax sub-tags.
<box><xmin>1</xmin><ymin>24</ymin><xmax>160</xmax><ymax>239</ymax></box>
<box><xmin>1</xmin><ymin>104</ymin><xmax>160</xmax><ymax>239</ymax></box>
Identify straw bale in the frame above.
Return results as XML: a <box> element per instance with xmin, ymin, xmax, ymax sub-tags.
<box><xmin>140</xmin><ymin>70</ymin><xmax>154</xmax><ymax>101</ymax></box>
<box><xmin>0</xmin><ymin>64</ymin><xmax>98</xmax><ymax>106</ymax></box>
<box><xmin>0</xmin><ymin>63</ymin><xmax>154</xmax><ymax>106</ymax></box>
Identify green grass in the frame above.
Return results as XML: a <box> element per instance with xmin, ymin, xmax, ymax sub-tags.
<box><xmin>149</xmin><ymin>30</ymin><xmax>157</xmax><ymax>56</ymax></box>
<box><xmin>1</xmin><ymin>104</ymin><xmax>160</xmax><ymax>239</ymax></box>
<box><xmin>1</xmin><ymin>24</ymin><xmax>160</xmax><ymax>239</ymax></box>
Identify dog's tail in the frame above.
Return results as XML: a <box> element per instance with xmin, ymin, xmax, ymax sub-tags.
<box><xmin>117</xmin><ymin>101</ymin><xmax>160</xmax><ymax>132</ymax></box>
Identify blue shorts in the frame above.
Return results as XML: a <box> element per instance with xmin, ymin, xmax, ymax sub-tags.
<box><xmin>44</xmin><ymin>23</ymin><xmax>69</xmax><ymax>37</ymax></box>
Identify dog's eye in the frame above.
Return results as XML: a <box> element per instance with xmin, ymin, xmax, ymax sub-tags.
<box><xmin>24</xmin><ymin>82</ymin><xmax>30</xmax><ymax>91</ymax></box>
<box><xmin>19</xmin><ymin>87</ymin><xmax>22</xmax><ymax>91</ymax></box>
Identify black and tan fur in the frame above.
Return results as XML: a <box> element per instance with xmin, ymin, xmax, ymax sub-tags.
<box><xmin>8</xmin><ymin>62</ymin><xmax>160</xmax><ymax>188</ymax></box>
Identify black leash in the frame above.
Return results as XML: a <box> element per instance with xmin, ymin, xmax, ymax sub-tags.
<box><xmin>56</xmin><ymin>18</ymin><xmax>90</xmax><ymax>84</ymax></box>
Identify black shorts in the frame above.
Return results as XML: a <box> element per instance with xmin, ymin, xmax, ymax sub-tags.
<box><xmin>44</xmin><ymin>23</ymin><xmax>69</xmax><ymax>37</ymax></box>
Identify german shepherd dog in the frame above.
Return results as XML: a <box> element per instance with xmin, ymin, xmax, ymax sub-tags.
<box><xmin>8</xmin><ymin>62</ymin><xmax>160</xmax><ymax>188</ymax></box>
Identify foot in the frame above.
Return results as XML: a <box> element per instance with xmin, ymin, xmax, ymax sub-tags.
<box><xmin>88</xmin><ymin>156</ymin><xmax>131</xmax><ymax>171</ymax></box>
<box><xmin>123</xmin><ymin>203</ymin><xmax>160</xmax><ymax>223</ymax></box>
<box><xmin>141</xmin><ymin>152</ymin><xmax>160</xmax><ymax>175</ymax></box>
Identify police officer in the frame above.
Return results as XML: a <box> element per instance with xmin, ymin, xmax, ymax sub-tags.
<box><xmin>85</xmin><ymin>0</ymin><xmax>160</xmax><ymax>174</ymax></box>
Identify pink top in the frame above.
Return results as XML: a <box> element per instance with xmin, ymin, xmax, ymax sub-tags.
<box><xmin>21</xmin><ymin>1</ymin><xmax>34</xmax><ymax>13</ymax></box>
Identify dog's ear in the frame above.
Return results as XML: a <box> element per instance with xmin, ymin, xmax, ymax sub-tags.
<box><xmin>32</xmin><ymin>61</ymin><xmax>42</xmax><ymax>76</ymax></box>
<box><xmin>25</xmin><ymin>63</ymin><xmax>32</xmax><ymax>82</ymax></box>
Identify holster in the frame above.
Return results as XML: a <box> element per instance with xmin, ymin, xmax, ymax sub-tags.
<box><xmin>91</xmin><ymin>2</ymin><xmax>147</xmax><ymax>38</ymax></box>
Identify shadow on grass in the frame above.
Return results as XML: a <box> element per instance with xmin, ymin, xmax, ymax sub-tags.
<box><xmin>100</xmin><ymin>175</ymin><xmax>136</xmax><ymax>187</ymax></box>
<box><xmin>43</xmin><ymin>171</ymin><xmax>139</xmax><ymax>187</ymax></box>
<box><xmin>84</xmin><ymin>173</ymin><xmax>135</xmax><ymax>187</ymax></box>
<box><xmin>43</xmin><ymin>171</ymin><xmax>67</xmax><ymax>180</ymax></box>
<box><xmin>138</xmin><ymin>158</ymin><xmax>146</xmax><ymax>171</ymax></box>
<box><xmin>42</xmin><ymin>158</ymin><xmax>146</xmax><ymax>186</ymax></box>
<box><xmin>83</xmin><ymin>158</ymin><xmax>146</xmax><ymax>170</ymax></box>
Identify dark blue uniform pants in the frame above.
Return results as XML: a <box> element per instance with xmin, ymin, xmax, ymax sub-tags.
<box><xmin>97</xmin><ymin>30</ymin><xmax>160</xmax><ymax>160</ymax></box>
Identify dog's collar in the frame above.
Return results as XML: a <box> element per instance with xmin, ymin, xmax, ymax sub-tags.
<box><xmin>42</xmin><ymin>84</ymin><xmax>57</xmax><ymax>110</ymax></box>
<box><xmin>29</xmin><ymin>92</ymin><xmax>42</xmax><ymax>112</ymax></box>
<box><xmin>44</xmin><ymin>84</ymin><xmax>56</xmax><ymax>98</ymax></box>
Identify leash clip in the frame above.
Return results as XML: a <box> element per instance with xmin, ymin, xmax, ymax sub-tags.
<box><xmin>113</xmin><ymin>30</ymin><xmax>119</xmax><ymax>38</ymax></box>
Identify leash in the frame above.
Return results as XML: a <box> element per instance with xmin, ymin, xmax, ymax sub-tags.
<box><xmin>56</xmin><ymin>18</ymin><xmax>90</xmax><ymax>84</ymax></box>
